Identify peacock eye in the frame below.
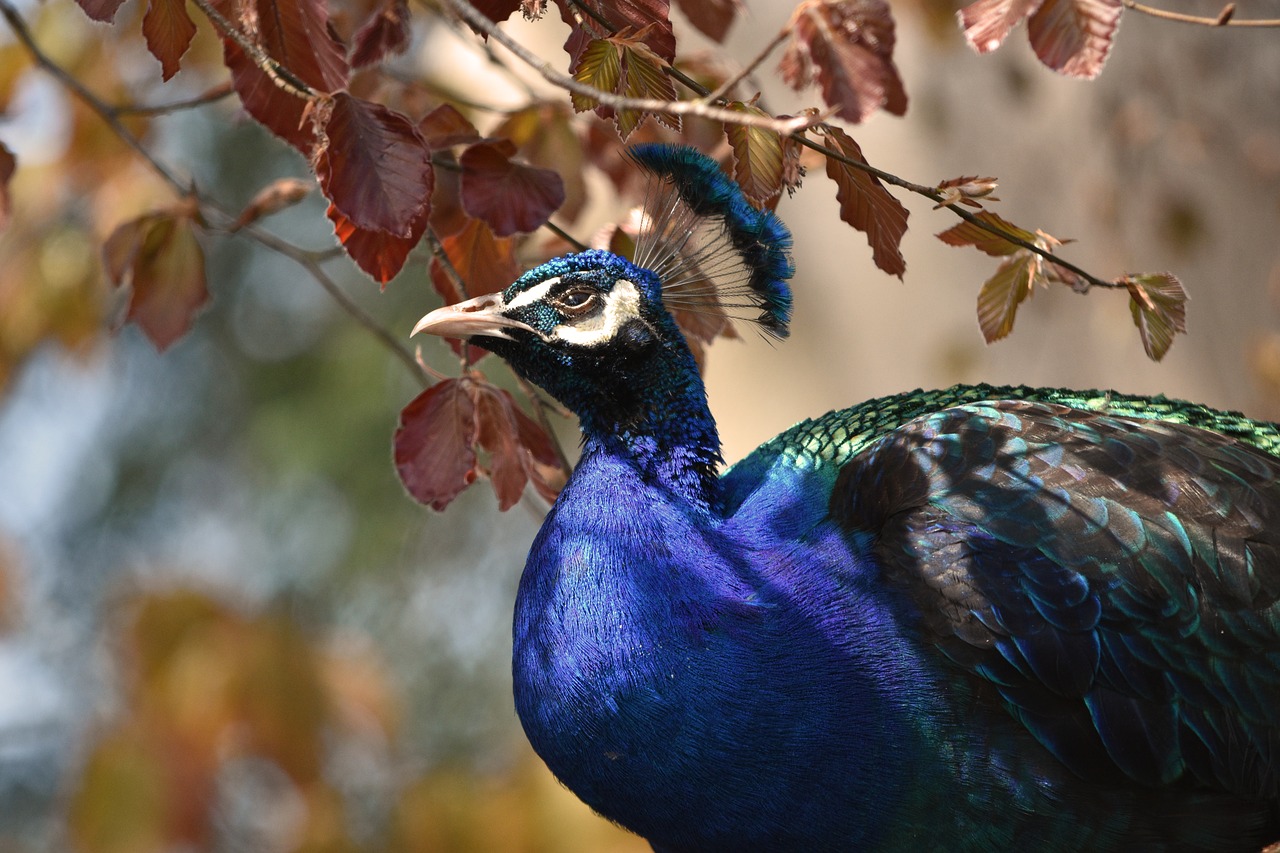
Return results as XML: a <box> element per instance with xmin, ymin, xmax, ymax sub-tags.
<box><xmin>556</xmin><ymin>286</ymin><xmax>599</xmax><ymax>317</ymax></box>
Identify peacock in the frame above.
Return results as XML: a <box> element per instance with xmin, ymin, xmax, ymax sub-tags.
<box><xmin>412</xmin><ymin>144</ymin><xmax>1280</xmax><ymax>852</ymax></box>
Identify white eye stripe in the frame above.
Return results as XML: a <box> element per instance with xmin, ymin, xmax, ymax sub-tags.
<box><xmin>551</xmin><ymin>280</ymin><xmax>642</xmax><ymax>347</ymax></box>
<box><xmin>506</xmin><ymin>278</ymin><xmax>560</xmax><ymax>310</ymax></box>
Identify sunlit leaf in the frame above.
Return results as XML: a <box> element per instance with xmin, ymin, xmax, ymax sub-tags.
<box><xmin>438</xmin><ymin>217</ymin><xmax>521</xmax><ymax>297</ymax></box>
<box><xmin>957</xmin><ymin>0</ymin><xmax>1042</xmax><ymax>54</ymax></box>
<box><xmin>350</xmin><ymin>0</ymin><xmax>412</xmax><ymax>68</ymax></box>
<box><xmin>143</xmin><ymin>0</ymin><xmax>197</xmax><ymax>81</ymax></box>
<box><xmin>779</xmin><ymin>0</ymin><xmax>907</xmax><ymax>124</ymax></box>
<box><xmin>1124</xmin><ymin>272</ymin><xmax>1187</xmax><ymax>360</ymax></box>
<box><xmin>394</xmin><ymin>378</ymin><xmax>479</xmax><ymax>511</ymax></box>
<box><xmin>326</xmin><ymin>204</ymin><xmax>424</xmax><ymax>285</ymax></box>
<box><xmin>674</xmin><ymin>0</ymin><xmax>740</xmax><ymax>41</ymax></box>
<box><xmin>821</xmin><ymin>127</ymin><xmax>909</xmax><ymax>278</ymax></box>
<box><xmin>459</xmin><ymin>140</ymin><xmax>566</xmax><ymax>236</ymax></box>
<box><xmin>976</xmin><ymin>252</ymin><xmax>1038</xmax><ymax>343</ymax></box>
<box><xmin>1027</xmin><ymin>0</ymin><xmax>1122</xmax><ymax>78</ymax></box>
<box><xmin>103</xmin><ymin>208</ymin><xmax>208</xmax><ymax>351</ymax></box>
<box><xmin>936</xmin><ymin>210</ymin><xmax>1037</xmax><ymax>256</ymax></box>
<box><xmin>571</xmin><ymin>38</ymin><xmax>622</xmax><ymax>115</ymax></box>
<box><xmin>725</xmin><ymin>102</ymin><xmax>784</xmax><ymax>204</ymax></box>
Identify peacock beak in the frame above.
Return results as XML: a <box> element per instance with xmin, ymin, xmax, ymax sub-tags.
<box><xmin>411</xmin><ymin>293</ymin><xmax>538</xmax><ymax>341</ymax></box>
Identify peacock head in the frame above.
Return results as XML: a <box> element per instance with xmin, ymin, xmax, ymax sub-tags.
<box><xmin>412</xmin><ymin>144</ymin><xmax>795</xmax><ymax>433</ymax></box>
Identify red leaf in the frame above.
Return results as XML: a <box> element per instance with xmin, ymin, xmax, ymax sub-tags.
<box><xmin>1027</xmin><ymin>0</ymin><xmax>1122</xmax><ymax>79</ymax></box>
<box><xmin>143</xmin><ymin>0</ymin><xmax>197</xmax><ymax>80</ymax></box>
<box><xmin>0</xmin><ymin>143</ymin><xmax>14</xmax><ymax>232</ymax></box>
<box><xmin>779</xmin><ymin>0</ymin><xmax>907</xmax><ymax>124</ymax></box>
<box><xmin>219</xmin><ymin>0</ymin><xmax>350</xmax><ymax>150</ymax></box>
<box><xmin>222</xmin><ymin>42</ymin><xmax>315</xmax><ymax>151</ymax></box>
<box><xmin>957</xmin><ymin>0</ymin><xmax>1042</xmax><ymax>54</ymax></box>
<box><xmin>75</xmin><ymin>0</ymin><xmax>126</xmax><ymax>22</ymax></box>
<box><xmin>821</xmin><ymin>127</ymin><xmax>909</xmax><ymax>278</ymax></box>
<box><xmin>317</xmin><ymin>93</ymin><xmax>434</xmax><ymax>237</ymax></box>
<box><xmin>102</xmin><ymin>208</ymin><xmax>208</xmax><ymax>351</ymax></box>
<box><xmin>557</xmin><ymin>0</ymin><xmax>675</xmax><ymax>68</ymax></box>
<box><xmin>394</xmin><ymin>379</ymin><xmax>480</xmax><ymax>511</ymax></box>
<box><xmin>327</xmin><ymin>204</ymin><xmax>423</xmax><ymax>284</ymax></box>
<box><xmin>459</xmin><ymin>140</ymin><xmax>565</xmax><ymax>236</ymax></box>
<box><xmin>430</xmin><ymin>163</ymin><xmax>469</xmax><ymax>237</ymax></box>
<box><xmin>350</xmin><ymin>0</ymin><xmax>411</xmax><ymax>68</ymax></box>
<box><xmin>474</xmin><ymin>385</ymin><xmax>532</xmax><ymax>510</ymax></box>
<box><xmin>674</xmin><ymin>0</ymin><xmax>739</xmax><ymax>41</ymax></box>
<box><xmin>438</xmin><ymin>217</ymin><xmax>520</xmax><ymax>297</ymax></box>
<box><xmin>418</xmin><ymin>104</ymin><xmax>482</xmax><ymax>149</ymax></box>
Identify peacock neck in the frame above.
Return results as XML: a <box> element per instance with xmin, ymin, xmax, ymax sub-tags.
<box><xmin>574</xmin><ymin>343</ymin><xmax>723</xmax><ymax>513</ymax></box>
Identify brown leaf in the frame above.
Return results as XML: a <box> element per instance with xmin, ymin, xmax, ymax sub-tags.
<box><xmin>976</xmin><ymin>252</ymin><xmax>1037</xmax><ymax>343</ymax></box>
<box><xmin>780</xmin><ymin>0</ymin><xmax>907</xmax><ymax>124</ymax></box>
<box><xmin>1027</xmin><ymin>0</ymin><xmax>1122</xmax><ymax>79</ymax></box>
<box><xmin>317</xmin><ymin>93</ymin><xmax>434</xmax><ymax>237</ymax></box>
<box><xmin>103</xmin><ymin>209</ymin><xmax>209</xmax><ymax>351</ymax></box>
<box><xmin>494</xmin><ymin>103</ymin><xmax>588</xmax><ymax>222</ymax></box>
<box><xmin>1123</xmin><ymin>272</ymin><xmax>1187</xmax><ymax>361</ymax></box>
<box><xmin>327</xmin><ymin>204</ymin><xmax>424</xmax><ymax>284</ymax></box>
<box><xmin>230</xmin><ymin>177</ymin><xmax>312</xmax><ymax>231</ymax></box>
<box><xmin>674</xmin><ymin>0</ymin><xmax>740</xmax><ymax>41</ymax></box>
<box><xmin>936</xmin><ymin>210</ymin><xmax>1037</xmax><ymax>256</ymax></box>
<box><xmin>438</xmin><ymin>217</ymin><xmax>520</xmax><ymax>297</ymax></box>
<box><xmin>725</xmin><ymin>103</ymin><xmax>784</xmax><ymax>204</ymax></box>
<box><xmin>0</xmin><ymin>143</ymin><xmax>13</xmax><ymax>232</ymax></box>
<box><xmin>933</xmin><ymin>175</ymin><xmax>1000</xmax><ymax>209</ymax></box>
<box><xmin>222</xmin><ymin>41</ymin><xmax>315</xmax><ymax>151</ymax></box>
<box><xmin>957</xmin><ymin>0</ymin><xmax>1042</xmax><ymax>54</ymax></box>
<box><xmin>143</xmin><ymin>0</ymin><xmax>197</xmax><ymax>81</ymax></box>
<box><xmin>349</xmin><ymin>0</ymin><xmax>411</xmax><ymax>68</ymax></box>
<box><xmin>74</xmin><ymin>0</ymin><xmax>126</xmax><ymax>22</ymax></box>
<box><xmin>821</xmin><ymin>127</ymin><xmax>909</xmax><ymax>278</ymax></box>
<box><xmin>458</xmin><ymin>140</ymin><xmax>565</xmax><ymax>236</ymax></box>
<box><xmin>394</xmin><ymin>379</ymin><xmax>480</xmax><ymax>511</ymax></box>
<box><xmin>418</xmin><ymin>104</ymin><xmax>482</xmax><ymax>150</ymax></box>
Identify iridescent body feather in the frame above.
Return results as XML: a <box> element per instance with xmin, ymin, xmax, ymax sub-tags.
<box><xmin>414</xmin><ymin>145</ymin><xmax>1280</xmax><ymax>852</ymax></box>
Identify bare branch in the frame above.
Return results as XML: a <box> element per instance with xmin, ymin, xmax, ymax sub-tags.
<box><xmin>1121</xmin><ymin>0</ymin><xmax>1280</xmax><ymax>26</ymax></box>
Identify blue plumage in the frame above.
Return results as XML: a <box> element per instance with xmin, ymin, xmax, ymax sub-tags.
<box><xmin>413</xmin><ymin>147</ymin><xmax>1280</xmax><ymax>851</ymax></box>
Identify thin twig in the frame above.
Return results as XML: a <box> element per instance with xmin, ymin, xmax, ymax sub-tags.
<box><xmin>444</xmin><ymin>0</ymin><xmax>822</xmax><ymax>135</ymax></box>
<box><xmin>515</xmin><ymin>374</ymin><xmax>575</xmax><ymax>478</ymax></box>
<box><xmin>241</xmin><ymin>226</ymin><xmax>433</xmax><ymax>381</ymax></box>
<box><xmin>109</xmin><ymin>83</ymin><xmax>235</xmax><ymax>117</ymax></box>
<box><xmin>1121</xmin><ymin>0</ymin><xmax>1280</xmax><ymax>26</ymax></box>
<box><xmin>702</xmin><ymin>30</ymin><xmax>790</xmax><ymax>104</ymax></box>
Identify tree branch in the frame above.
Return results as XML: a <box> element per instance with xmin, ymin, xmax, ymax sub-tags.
<box><xmin>1121</xmin><ymin>0</ymin><xmax>1280</xmax><ymax>27</ymax></box>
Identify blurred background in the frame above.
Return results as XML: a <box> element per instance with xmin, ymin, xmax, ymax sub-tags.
<box><xmin>0</xmin><ymin>0</ymin><xmax>1278</xmax><ymax>850</ymax></box>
